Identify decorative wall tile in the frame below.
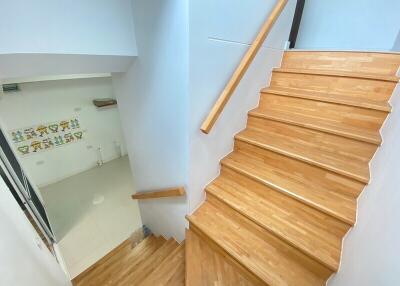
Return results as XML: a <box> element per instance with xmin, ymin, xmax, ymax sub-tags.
<box><xmin>9</xmin><ymin>118</ymin><xmax>85</xmax><ymax>156</ymax></box>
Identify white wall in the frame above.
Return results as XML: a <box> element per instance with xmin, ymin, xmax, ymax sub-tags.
<box><xmin>329</xmin><ymin>86</ymin><xmax>400</xmax><ymax>285</ymax></box>
<box><xmin>0</xmin><ymin>0</ymin><xmax>137</xmax><ymax>81</ymax></box>
<box><xmin>112</xmin><ymin>0</ymin><xmax>189</xmax><ymax>241</ymax></box>
<box><xmin>0</xmin><ymin>0</ymin><xmax>136</xmax><ymax>56</ymax></box>
<box><xmin>0</xmin><ymin>177</ymin><xmax>71</xmax><ymax>286</ymax></box>
<box><xmin>296</xmin><ymin>0</ymin><xmax>400</xmax><ymax>51</ymax></box>
<box><xmin>187</xmin><ymin>0</ymin><xmax>296</xmax><ymax>213</ymax></box>
<box><xmin>112</xmin><ymin>0</ymin><xmax>295</xmax><ymax>241</ymax></box>
<box><xmin>0</xmin><ymin>77</ymin><xmax>127</xmax><ymax>187</ymax></box>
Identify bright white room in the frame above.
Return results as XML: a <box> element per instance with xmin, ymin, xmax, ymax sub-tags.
<box><xmin>0</xmin><ymin>75</ymin><xmax>142</xmax><ymax>278</ymax></box>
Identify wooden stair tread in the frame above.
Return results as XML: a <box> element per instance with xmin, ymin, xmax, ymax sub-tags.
<box><xmin>236</xmin><ymin>128</ymin><xmax>370</xmax><ymax>183</ymax></box>
<box><xmin>274</xmin><ymin>67</ymin><xmax>399</xmax><ymax>82</ymax></box>
<box><xmin>138</xmin><ymin>243</ymin><xmax>185</xmax><ymax>286</ymax></box>
<box><xmin>281</xmin><ymin>51</ymin><xmax>400</xmax><ymax>77</ymax></box>
<box><xmin>118</xmin><ymin>238</ymin><xmax>179</xmax><ymax>285</ymax></box>
<box><xmin>206</xmin><ymin>168</ymin><xmax>348</xmax><ymax>271</ymax></box>
<box><xmin>72</xmin><ymin>235</ymin><xmax>165</xmax><ymax>286</ymax></box>
<box><xmin>270</xmin><ymin>66</ymin><xmax>397</xmax><ymax>106</ymax></box>
<box><xmin>186</xmin><ymin>50</ymin><xmax>393</xmax><ymax>284</ymax></box>
<box><xmin>221</xmin><ymin>149</ymin><xmax>358</xmax><ymax>225</ymax></box>
<box><xmin>258</xmin><ymin>93</ymin><xmax>387</xmax><ymax>143</ymax></box>
<box><xmin>262</xmin><ymin>87</ymin><xmax>392</xmax><ymax>112</ymax></box>
<box><xmin>188</xmin><ymin>201</ymin><xmax>332</xmax><ymax>286</ymax></box>
<box><xmin>249</xmin><ymin>108</ymin><xmax>382</xmax><ymax>145</ymax></box>
<box><xmin>185</xmin><ymin>229</ymin><xmax>259</xmax><ymax>286</ymax></box>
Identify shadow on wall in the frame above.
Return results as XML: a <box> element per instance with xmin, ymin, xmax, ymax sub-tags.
<box><xmin>328</xmin><ymin>84</ymin><xmax>400</xmax><ymax>286</ymax></box>
<box><xmin>393</xmin><ymin>30</ymin><xmax>400</xmax><ymax>51</ymax></box>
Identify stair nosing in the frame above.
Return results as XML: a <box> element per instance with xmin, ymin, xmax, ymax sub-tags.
<box><xmin>220</xmin><ymin>159</ymin><xmax>356</xmax><ymax>226</ymax></box>
<box><xmin>261</xmin><ymin>87</ymin><xmax>392</xmax><ymax>113</ymax></box>
<box><xmin>205</xmin><ymin>188</ymin><xmax>340</xmax><ymax>271</ymax></box>
<box><xmin>187</xmin><ymin>203</ymin><xmax>331</xmax><ymax>285</ymax></box>
<box><xmin>248</xmin><ymin>110</ymin><xmax>382</xmax><ymax>146</ymax></box>
<box><xmin>235</xmin><ymin>133</ymin><xmax>370</xmax><ymax>184</ymax></box>
<box><xmin>273</xmin><ymin>68</ymin><xmax>399</xmax><ymax>83</ymax></box>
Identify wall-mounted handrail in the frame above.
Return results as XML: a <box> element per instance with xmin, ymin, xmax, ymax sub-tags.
<box><xmin>200</xmin><ymin>0</ymin><xmax>289</xmax><ymax>134</ymax></box>
<box><xmin>131</xmin><ymin>187</ymin><xmax>186</xmax><ymax>200</ymax></box>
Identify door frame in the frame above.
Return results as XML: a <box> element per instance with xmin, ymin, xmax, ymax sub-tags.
<box><xmin>0</xmin><ymin>125</ymin><xmax>55</xmax><ymax>244</ymax></box>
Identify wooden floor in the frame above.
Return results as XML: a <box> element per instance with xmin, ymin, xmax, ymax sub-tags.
<box><xmin>72</xmin><ymin>235</ymin><xmax>184</xmax><ymax>286</ymax></box>
<box><xmin>186</xmin><ymin>51</ymin><xmax>400</xmax><ymax>285</ymax></box>
<box><xmin>186</xmin><ymin>229</ymin><xmax>262</xmax><ymax>286</ymax></box>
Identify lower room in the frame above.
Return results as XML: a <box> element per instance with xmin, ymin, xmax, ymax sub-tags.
<box><xmin>0</xmin><ymin>75</ymin><xmax>143</xmax><ymax>279</ymax></box>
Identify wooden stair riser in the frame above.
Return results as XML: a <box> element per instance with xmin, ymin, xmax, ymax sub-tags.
<box><xmin>206</xmin><ymin>187</ymin><xmax>344</xmax><ymax>271</ymax></box>
<box><xmin>189</xmin><ymin>201</ymin><xmax>333</xmax><ymax>286</ymax></box>
<box><xmin>77</xmin><ymin>240</ymin><xmax>134</xmax><ymax>284</ymax></box>
<box><xmin>110</xmin><ymin>237</ymin><xmax>166</xmax><ymax>285</ymax></box>
<box><xmin>281</xmin><ymin>51</ymin><xmax>400</xmax><ymax>76</ymax></box>
<box><xmin>185</xmin><ymin>229</ymin><xmax>262</xmax><ymax>286</ymax></box>
<box><xmin>186</xmin><ymin>226</ymin><xmax>266</xmax><ymax>286</ymax></box>
<box><xmin>217</xmin><ymin>167</ymin><xmax>351</xmax><ymax>238</ymax></box>
<box><xmin>261</xmin><ymin>87</ymin><xmax>392</xmax><ymax>112</ymax></box>
<box><xmin>207</xmin><ymin>197</ymin><xmax>335</xmax><ymax>281</ymax></box>
<box><xmin>73</xmin><ymin>236</ymin><xmax>165</xmax><ymax>286</ymax></box>
<box><xmin>274</xmin><ymin>68</ymin><xmax>399</xmax><ymax>82</ymax></box>
<box><xmin>222</xmin><ymin>148</ymin><xmax>359</xmax><ymax>225</ymax></box>
<box><xmin>269</xmin><ymin>71</ymin><xmax>396</xmax><ymax>104</ymax></box>
<box><xmin>233</xmin><ymin>140</ymin><xmax>365</xmax><ymax>200</ymax></box>
<box><xmin>71</xmin><ymin>235</ymin><xmax>185</xmax><ymax>286</ymax></box>
<box><xmin>119</xmin><ymin>239</ymin><xmax>179</xmax><ymax>285</ymax></box>
<box><xmin>246</xmin><ymin>116</ymin><xmax>377</xmax><ymax>166</ymax></box>
<box><xmin>258</xmin><ymin>93</ymin><xmax>388</xmax><ymax>134</ymax></box>
<box><xmin>235</xmin><ymin>134</ymin><xmax>370</xmax><ymax>183</ymax></box>
<box><xmin>239</xmin><ymin>118</ymin><xmax>378</xmax><ymax>183</ymax></box>
<box><xmin>138</xmin><ymin>244</ymin><xmax>185</xmax><ymax>286</ymax></box>
<box><xmin>248</xmin><ymin>110</ymin><xmax>382</xmax><ymax>145</ymax></box>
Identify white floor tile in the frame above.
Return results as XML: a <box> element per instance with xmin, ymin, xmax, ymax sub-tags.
<box><xmin>40</xmin><ymin>156</ymin><xmax>142</xmax><ymax>278</ymax></box>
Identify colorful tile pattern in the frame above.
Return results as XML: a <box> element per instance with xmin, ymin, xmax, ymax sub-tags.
<box><xmin>9</xmin><ymin>118</ymin><xmax>85</xmax><ymax>156</ymax></box>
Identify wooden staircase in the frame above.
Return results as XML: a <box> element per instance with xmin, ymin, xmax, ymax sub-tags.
<box><xmin>186</xmin><ymin>51</ymin><xmax>400</xmax><ymax>285</ymax></box>
<box><xmin>72</xmin><ymin>235</ymin><xmax>185</xmax><ymax>286</ymax></box>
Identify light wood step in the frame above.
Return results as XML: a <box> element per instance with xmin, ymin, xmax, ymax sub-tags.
<box><xmin>138</xmin><ymin>243</ymin><xmax>185</xmax><ymax>286</ymax></box>
<box><xmin>73</xmin><ymin>235</ymin><xmax>165</xmax><ymax>286</ymax></box>
<box><xmin>237</xmin><ymin>117</ymin><xmax>375</xmax><ymax>183</ymax></box>
<box><xmin>270</xmin><ymin>68</ymin><xmax>397</xmax><ymax>105</ymax></box>
<box><xmin>273</xmin><ymin>68</ymin><xmax>399</xmax><ymax>82</ymax></box>
<box><xmin>186</xmin><ymin>229</ymin><xmax>260</xmax><ymax>286</ymax></box>
<box><xmin>187</xmin><ymin>201</ymin><xmax>332</xmax><ymax>286</ymax></box>
<box><xmin>118</xmin><ymin>238</ymin><xmax>179</xmax><ymax>286</ymax></box>
<box><xmin>281</xmin><ymin>51</ymin><xmax>400</xmax><ymax>77</ymax></box>
<box><xmin>249</xmin><ymin>106</ymin><xmax>383</xmax><ymax>145</ymax></box>
<box><xmin>222</xmin><ymin>141</ymin><xmax>362</xmax><ymax>225</ymax></box>
<box><xmin>258</xmin><ymin>93</ymin><xmax>387</xmax><ymax>140</ymax></box>
<box><xmin>206</xmin><ymin>167</ymin><xmax>350</xmax><ymax>271</ymax></box>
<box><xmin>262</xmin><ymin>87</ymin><xmax>392</xmax><ymax>112</ymax></box>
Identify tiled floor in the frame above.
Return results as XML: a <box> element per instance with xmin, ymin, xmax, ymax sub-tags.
<box><xmin>40</xmin><ymin>156</ymin><xmax>142</xmax><ymax>278</ymax></box>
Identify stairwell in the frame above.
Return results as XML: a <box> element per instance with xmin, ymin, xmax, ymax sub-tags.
<box><xmin>71</xmin><ymin>51</ymin><xmax>400</xmax><ymax>286</ymax></box>
<box><xmin>185</xmin><ymin>51</ymin><xmax>400</xmax><ymax>285</ymax></box>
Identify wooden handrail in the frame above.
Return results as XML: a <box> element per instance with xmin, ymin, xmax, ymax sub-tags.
<box><xmin>200</xmin><ymin>0</ymin><xmax>289</xmax><ymax>134</ymax></box>
<box><xmin>131</xmin><ymin>187</ymin><xmax>186</xmax><ymax>200</ymax></box>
